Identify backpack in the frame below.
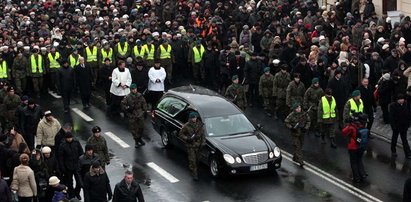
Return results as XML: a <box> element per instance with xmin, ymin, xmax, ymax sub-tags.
<box><xmin>356</xmin><ymin>128</ymin><xmax>369</xmax><ymax>148</ymax></box>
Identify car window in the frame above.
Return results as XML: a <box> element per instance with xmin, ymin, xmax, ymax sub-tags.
<box><xmin>204</xmin><ymin>114</ymin><xmax>255</xmax><ymax>137</ymax></box>
<box><xmin>157</xmin><ymin>97</ymin><xmax>188</xmax><ymax>117</ymax></box>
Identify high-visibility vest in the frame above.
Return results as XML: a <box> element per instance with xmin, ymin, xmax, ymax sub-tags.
<box><xmin>143</xmin><ymin>44</ymin><xmax>155</xmax><ymax>60</ymax></box>
<box><xmin>349</xmin><ymin>98</ymin><xmax>364</xmax><ymax>115</ymax></box>
<box><xmin>0</xmin><ymin>61</ymin><xmax>7</xmax><ymax>78</ymax></box>
<box><xmin>133</xmin><ymin>46</ymin><xmax>146</xmax><ymax>58</ymax></box>
<box><xmin>69</xmin><ymin>54</ymin><xmax>79</xmax><ymax>67</ymax></box>
<box><xmin>159</xmin><ymin>44</ymin><xmax>171</xmax><ymax>59</ymax></box>
<box><xmin>192</xmin><ymin>45</ymin><xmax>205</xmax><ymax>63</ymax></box>
<box><xmin>31</xmin><ymin>54</ymin><xmax>43</xmax><ymax>73</ymax></box>
<box><xmin>117</xmin><ymin>42</ymin><xmax>128</xmax><ymax>56</ymax></box>
<box><xmin>86</xmin><ymin>46</ymin><xmax>98</xmax><ymax>62</ymax></box>
<box><xmin>101</xmin><ymin>48</ymin><xmax>113</xmax><ymax>63</ymax></box>
<box><xmin>321</xmin><ymin>96</ymin><xmax>336</xmax><ymax>119</ymax></box>
<box><xmin>47</xmin><ymin>52</ymin><xmax>61</xmax><ymax>68</ymax></box>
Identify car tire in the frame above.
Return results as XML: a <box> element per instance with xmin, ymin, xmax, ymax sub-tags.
<box><xmin>209</xmin><ymin>156</ymin><xmax>221</xmax><ymax>178</ymax></box>
<box><xmin>161</xmin><ymin>130</ymin><xmax>172</xmax><ymax>148</ymax></box>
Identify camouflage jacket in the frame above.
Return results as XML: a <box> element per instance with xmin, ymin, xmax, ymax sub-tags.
<box><xmin>3</xmin><ymin>94</ymin><xmax>20</xmax><ymax>111</ymax></box>
<box><xmin>225</xmin><ymin>83</ymin><xmax>247</xmax><ymax>109</ymax></box>
<box><xmin>179</xmin><ymin>121</ymin><xmax>205</xmax><ymax>148</ymax></box>
<box><xmin>121</xmin><ymin>92</ymin><xmax>147</xmax><ymax>119</ymax></box>
<box><xmin>303</xmin><ymin>85</ymin><xmax>324</xmax><ymax>110</ymax></box>
<box><xmin>285</xmin><ymin>111</ymin><xmax>311</xmax><ymax>131</ymax></box>
<box><xmin>87</xmin><ymin>135</ymin><xmax>110</xmax><ymax>164</ymax></box>
<box><xmin>286</xmin><ymin>80</ymin><xmax>306</xmax><ymax>107</ymax></box>
<box><xmin>273</xmin><ymin>71</ymin><xmax>291</xmax><ymax>99</ymax></box>
<box><xmin>259</xmin><ymin>73</ymin><xmax>274</xmax><ymax>97</ymax></box>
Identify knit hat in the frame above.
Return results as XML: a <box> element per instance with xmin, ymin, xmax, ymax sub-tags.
<box><xmin>232</xmin><ymin>75</ymin><xmax>239</xmax><ymax>81</ymax></box>
<box><xmin>291</xmin><ymin>102</ymin><xmax>301</xmax><ymax>110</ymax></box>
<box><xmin>49</xmin><ymin>176</ymin><xmax>60</xmax><ymax>186</ymax></box>
<box><xmin>21</xmin><ymin>95</ymin><xmax>29</xmax><ymax>101</ymax></box>
<box><xmin>312</xmin><ymin>77</ymin><xmax>319</xmax><ymax>84</ymax></box>
<box><xmin>264</xmin><ymin>67</ymin><xmax>270</xmax><ymax>73</ymax></box>
<box><xmin>130</xmin><ymin>83</ymin><xmax>137</xmax><ymax>89</ymax></box>
<box><xmin>189</xmin><ymin>112</ymin><xmax>198</xmax><ymax>119</ymax></box>
<box><xmin>41</xmin><ymin>146</ymin><xmax>51</xmax><ymax>154</ymax></box>
<box><xmin>352</xmin><ymin>90</ymin><xmax>361</xmax><ymax>97</ymax></box>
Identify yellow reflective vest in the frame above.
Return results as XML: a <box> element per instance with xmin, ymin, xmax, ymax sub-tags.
<box><xmin>101</xmin><ymin>48</ymin><xmax>113</xmax><ymax>63</ymax></box>
<box><xmin>159</xmin><ymin>45</ymin><xmax>171</xmax><ymax>59</ymax></box>
<box><xmin>321</xmin><ymin>96</ymin><xmax>336</xmax><ymax>119</ymax></box>
<box><xmin>69</xmin><ymin>54</ymin><xmax>80</xmax><ymax>68</ymax></box>
<box><xmin>348</xmin><ymin>98</ymin><xmax>364</xmax><ymax>115</ymax></box>
<box><xmin>192</xmin><ymin>45</ymin><xmax>205</xmax><ymax>63</ymax></box>
<box><xmin>0</xmin><ymin>61</ymin><xmax>7</xmax><ymax>78</ymax></box>
<box><xmin>133</xmin><ymin>46</ymin><xmax>146</xmax><ymax>58</ymax></box>
<box><xmin>143</xmin><ymin>44</ymin><xmax>155</xmax><ymax>60</ymax></box>
<box><xmin>31</xmin><ymin>55</ymin><xmax>43</xmax><ymax>73</ymax></box>
<box><xmin>86</xmin><ymin>46</ymin><xmax>98</xmax><ymax>62</ymax></box>
<box><xmin>117</xmin><ymin>42</ymin><xmax>129</xmax><ymax>56</ymax></box>
<box><xmin>48</xmin><ymin>52</ymin><xmax>61</xmax><ymax>68</ymax></box>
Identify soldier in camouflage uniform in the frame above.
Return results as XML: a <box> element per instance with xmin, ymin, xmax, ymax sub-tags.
<box><xmin>286</xmin><ymin>73</ymin><xmax>306</xmax><ymax>109</ymax></box>
<box><xmin>273</xmin><ymin>64</ymin><xmax>291</xmax><ymax>120</ymax></box>
<box><xmin>225</xmin><ymin>75</ymin><xmax>247</xmax><ymax>111</ymax></box>
<box><xmin>3</xmin><ymin>86</ymin><xmax>21</xmax><ymax>130</ymax></box>
<box><xmin>285</xmin><ymin>102</ymin><xmax>311</xmax><ymax>167</ymax></box>
<box><xmin>259</xmin><ymin>67</ymin><xmax>275</xmax><ymax>117</ymax></box>
<box><xmin>303</xmin><ymin>78</ymin><xmax>324</xmax><ymax>136</ymax></box>
<box><xmin>121</xmin><ymin>83</ymin><xmax>148</xmax><ymax>148</ymax></box>
<box><xmin>178</xmin><ymin>112</ymin><xmax>205</xmax><ymax>181</ymax></box>
<box><xmin>87</xmin><ymin>126</ymin><xmax>110</xmax><ymax>168</ymax></box>
<box><xmin>12</xmin><ymin>51</ymin><xmax>29</xmax><ymax>94</ymax></box>
<box><xmin>317</xmin><ymin>88</ymin><xmax>338</xmax><ymax>148</ymax></box>
<box><xmin>0</xmin><ymin>81</ymin><xmax>8</xmax><ymax>131</ymax></box>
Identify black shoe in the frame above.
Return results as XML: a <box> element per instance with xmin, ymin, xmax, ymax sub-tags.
<box><xmin>299</xmin><ymin>161</ymin><xmax>305</xmax><ymax>167</ymax></box>
<box><xmin>76</xmin><ymin>194</ymin><xmax>82</xmax><ymax>200</ymax></box>
<box><xmin>265</xmin><ymin>112</ymin><xmax>272</xmax><ymax>117</ymax></box>
<box><xmin>353</xmin><ymin>178</ymin><xmax>362</xmax><ymax>183</ymax></box>
<box><xmin>330</xmin><ymin>138</ymin><xmax>337</xmax><ymax>148</ymax></box>
<box><xmin>138</xmin><ymin>138</ymin><xmax>146</xmax><ymax>146</ymax></box>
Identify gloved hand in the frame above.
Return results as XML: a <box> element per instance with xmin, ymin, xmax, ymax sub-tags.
<box><xmin>106</xmin><ymin>161</ymin><xmax>110</xmax><ymax>165</ymax></box>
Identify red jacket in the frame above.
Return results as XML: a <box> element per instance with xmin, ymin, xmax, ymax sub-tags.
<box><xmin>341</xmin><ymin>123</ymin><xmax>361</xmax><ymax>150</ymax></box>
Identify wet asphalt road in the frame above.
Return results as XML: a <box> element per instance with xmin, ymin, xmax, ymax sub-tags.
<box><xmin>39</xmin><ymin>89</ymin><xmax>410</xmax><ymax>202</ymax></box>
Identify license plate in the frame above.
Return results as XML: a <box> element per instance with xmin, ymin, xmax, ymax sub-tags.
<box><xmin>250</xmin><ymin>164</ymin><xmax>268</xmax><ymax>171</ymax></box>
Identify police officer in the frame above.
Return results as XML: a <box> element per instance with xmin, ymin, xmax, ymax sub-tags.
<box><xmin>121</xmin><ymin>83</ymin><xmax>148</xmax><ymax>148</ymax></box>
<box><xmin>143</xmin><ymin>37</ymin><xmax>156</xmax><ymax>67</ymax></box>
<box><xmin>225</xmin><ymin>75</ymin><xmax>247</xmax><ymax>111</ymax></box>
<box><xmin>3</xmin><ymin>86</ymin><xmax>20</xmax><ymax>130</ymax></box>
<box><xmin>285</xmin><ymin>102</ymin><xmax>311</xmax><ymax>167</ymax></box>
<box><xmin>115</xmin><ymin>36</ymin><xmax>131</xmax><ymax>62</ymax></box>
<box><xmin>46</xmin><ymin>47</ymin><xmax>61</xmax><ymax>92</ymax></box>
<box><xmin>343</xmin><ymin>90</ymin><xmax>364</xmax><ymax>125</ymax></box>
<box><xmin>318</xmin><ymin>88</ymin><xmax>338</xmax><ymax>147</ymax></box>
<box><xmin>178</xmin><ymin>112</ymin><xmax>205</xmax><ymax>181</ymax></box>
<box><xmin>85</xmin><ymin>42</ymin><xmax>99</xmax><ymax>87</ymax></box>
<box><xmin>303</xmin><ymin>78</ymin><xmax>324</xmax><ymax>136</ymax></box>
<box><xmin>157</xmin><ymin>39</ymin><xmax>174</xmax><ymax>84</ymax></box>
<box><xmin>87</xmin><ymin>126</ymin><xmax>110</xmax><ymax>168</ymax></box>
<box><xmin>0</xmin><ymin>55</ymin><xmax>10</xmax><ymax>83</ymax></box>
<box><xmin>286</xmin><ymin>73</ymin><xmax>306</xmax><ymax>109</ymax></box>
<box><xmin>99</xmin><ymin>41</ymin><xmax>115</xmax><ymax>67</ymax></box>
<box><xmin>259</xmin><ymin>67</ymin><xmax>275</xmax><ymax>117</ymax></box>
<box><xmin>273</xmin><ymin>64</ymin><xmax>291</xmax><ymax>120</ymax></box>
<box><xmin>30</xmin><ymin>46</ymin><xmax>45</xmax><ymax>97</ymax></box>
<box><xmin>189</xmin><ymin>40</ymin><xmax>205</xmax><ymax>83</ymax></box>
<box><xmin>69</xmin><ymin>48</ymin><xmax>82</xmax><ymax>68</ymax></box>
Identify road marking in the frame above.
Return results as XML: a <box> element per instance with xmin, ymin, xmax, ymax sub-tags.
<box><xmin>71</xmin><ymin>108</ymin><xmax>94</xmax><ymax>122</ymax></box>
<box><xmin>104</xmin><ymin>132</ymin><xmax>130</xmax><ymax>148</ymax></box>
<box><xmin>281</xmin><ymin>151</ymin><xmax>383</xmax><ymax>202</ymax></box>
<box><xmin>48</xmin><ymin>91</ymin><xmax>62</xmax><ymax>98</ymax></box>
<box><xmin>147</xmin><ymin>162</ymin><xmax>180</xmax><ymax>183</ymax></box>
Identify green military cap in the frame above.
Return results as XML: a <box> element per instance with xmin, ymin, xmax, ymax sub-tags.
<box><xmin>130</xmin><ymin>83</ymin><xmax>137</xmax><ymax>89</ymax></box>
<box><xmin>292</xmin><ymin>102</ymin><xmax>301</xmax><ymax>110</ymax></box>
<box><xmin>312</xmin><ymin>77</ymin><xmax>319</xmax><ymax>84</ymax></box>
<box><xmin>189</xmin><ymin>112</ymin><xmax>198</xmax><ymax>119</ymax></box>
<box><xmin>352</xmin><ymin>90</ymin><xmax>360</xmax><ymax>97</ymax></box>
<box><xmin>264</xmin><ymin>67</ymin><xmax>270</xmax><ymax>73</ymax></box>
<box><xmin>232</xmin><ymin>75</ymin><xmax>239</xmax><ymax>81</ymax></box>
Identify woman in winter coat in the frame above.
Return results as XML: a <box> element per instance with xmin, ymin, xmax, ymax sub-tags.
<box><xmin>10</xmin><ymin>153</ymin><xmax>37</xmax><ymax>202</ymax></box>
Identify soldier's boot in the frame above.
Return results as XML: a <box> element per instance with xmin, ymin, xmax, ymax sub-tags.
<box><xmin>191</xmin><ymin>170</ymin><xmax>199</xmax><ymax>181</ymax></box>
<box><xmin>321</xmin><ymin>135</ymin><xmax>326</xmax><ymax>144</ymax></box>
<box><xmin>138</xmin><ymin>137</ymin><xmax>145</xmax><ymax>146</ymax></box>
<box><xmin>330</xmin><ymin>138</ymin><xmax>337</xmax><ymax>148</ymax></box>
<box><xmin>134</xmin><ymin>139</ymin><xmax>141</xmax><ymax>148</ymax></box>
<box><xmin>273</xmin><ymin>111</ymin><xmax>278</xmax><ymax>120</ymax></box>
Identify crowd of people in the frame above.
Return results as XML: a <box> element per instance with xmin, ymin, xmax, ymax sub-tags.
<box><xmin>0</xmin><ymin>0</ymin><xmax>411</xmax><ymax>201</ymax></box>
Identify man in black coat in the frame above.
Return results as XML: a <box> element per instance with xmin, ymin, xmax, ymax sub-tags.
<box><xmin>327</xmin><ymin>69</ymin><xmax>349</xmax><ymax>128</ymax></box>
<box><xmin>244</xmin><ymin>53</ymin><xmax>263</xmax><ymax>107</ymax></box>
<box><xmin>99</xmin><ymin>58</ymin><xmax>114</xmax><ymax>105</ymax></box>
<box><xmin>83</xmin><ymin>161</ymin><xmax>112</xmax><ymax>202</ymax></box>
<box><xmin>389</xmin><ymin>94</ymin><xmax>411</xmax><ymax>159</ymax></box>
<box><xmin>58</xmin><ymin>132</ymin><xmax>84</xmax><ymax>200</ymax></box>
<box><xmin>21</xmin><ymin>99</ymin><xmax>43</xmax><ymax>150</ymax></box>
<box><xmin>113</xmin><ymin>170</ymin><xmax>145</xmax><ymax>202</ymax></box>
<box><xmin>57</xmin><ymin>60</ymin><xmax>75</xmax><ymax>113</ymax></box>
<box><xmin>383</xmin><ymin>49</ymin><xmax>400</xmax><ymax>73</ymax></box>
<box><xmin>75</xmin><ymin>57</ymin><xmax>93</xmax><ymax>108</ymax></box>
<box><xmin>202</xmin><ymin>44</ymin><xmax>220</xmax><ymax>91</ymax></box>
<box><xmin>357</xmin><ymin>78</ymin><xmax>377</xmax><ymax>137</ymax></box>
<box><xmin>130</xmin><ymin>59</ymin><xmax>149</xmax><ymax>96</ymax></box>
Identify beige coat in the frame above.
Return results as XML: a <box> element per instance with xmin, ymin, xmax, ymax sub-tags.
<box><xmin>8</xmin><ymin>132</ymin><xmax>26</xmax><ymax>152</ymax></box>
<box><xmin>11</xmin><ymin>165</ymin><xmax>37</xmax><ymax>197</ymax></box>
<box><xmin>403</xmin><ymin>67</ymin><xmax>411</xmax><ymax>88</ymax></box>
<box><xmin>36</xmin><ymin>117</ymin><xmax>61</xmax><ymax>146</ymax></box>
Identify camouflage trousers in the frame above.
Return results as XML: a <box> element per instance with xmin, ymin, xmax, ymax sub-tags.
<box><xmin>308</xmin><ymin>109</ymin><xmax>319</xmax><ymax>132</ymax></box>
<box><xmin>262</xmin><ymin>96</ymin><xmax>274</xmax><ymax>112</ymax></box>
<box><xmin>292</xmin><ymin>131</ymin><xmax>304</xmax><ymax>163</ymax></box>
<box><xmin>129</xmin><ymin>117</ymin><xmax>144</xmax><ymax>140</ymax></box>
<box><xmin>14</xmin><ymin>77</ymin><xmax>27</xmax><ymax>94</ymax></box>
<box><xmin>87</xmin><ymin>62</ymin><xmax>99</xmax><ymax>86</ymax></box>
<box><xmin>187</xmin><ymin>146</ymin><xmax>200</xmax><ymax>175</ymax></box>
<box><xmin>161</xmin><ymin>59</ymin><xmax>173</xmax><ymax>82</ymax></box>
<box><xmin>32</xmin><ymin>76</ymin><xmax>43</xmax><ymax>95</ymax></box>
<box><xmin>321</xmin><ymin>123</ymin><xmax>336</xmax><ymax>138</ymax></box>
<box><xmin>275</xmin><ymin>98</ymin><xmax>289</xmax><ymax>120</ymax></box>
